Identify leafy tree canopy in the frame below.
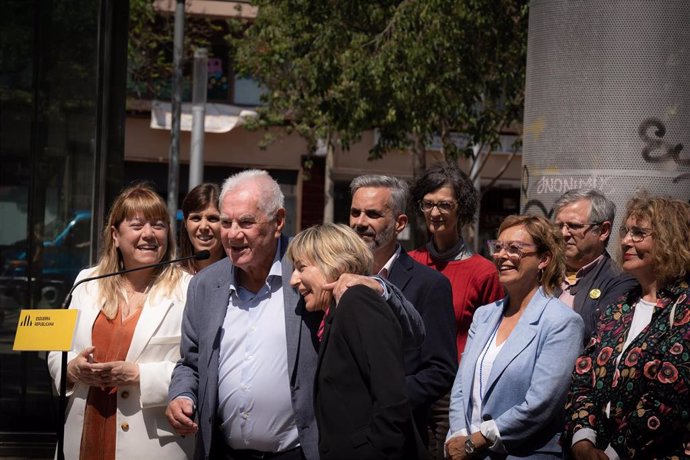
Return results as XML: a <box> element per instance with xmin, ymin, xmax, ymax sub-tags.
<box><xmin>237</xmin><ymin>0</ymin><xmax>528</xmax><ymax>165</ymax></box>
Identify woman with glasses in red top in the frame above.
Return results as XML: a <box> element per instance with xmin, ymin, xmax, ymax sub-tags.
<box><xmin>410</xmin><ymin>165</ymin><xmax>504</xmax><ymax>458</ymax></box>
<box><xmin>564</xmin><ymin>194</ymin><xmax>690</xmax><ymax>459</ymax></box>
<box><xmin>446</xmin><ymin>215</ymin><xmax>584</xmax><ymax>459</ymax></box>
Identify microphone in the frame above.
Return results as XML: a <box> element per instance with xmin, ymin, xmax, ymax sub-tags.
<box><xmin>55</xmin><ymin>249</ymin><xmax>209</xmax><ymax>460</ymax></box>
<box><xmin>61</xmin><ymin>250</ymin><xmax>210</xmax><ymax>309</ymax></box>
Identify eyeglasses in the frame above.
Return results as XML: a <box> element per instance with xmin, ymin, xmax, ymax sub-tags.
<box><xmin>619</xmin><ymin>225</ymin><xmax>654</xmax><ymax>243</ymax></box>
<box><xmin>487</xmin><ymin>240</ymin><xmax>538</xmax><ymax>258</ymax></box>
<box><xmin>555</xmin><ymin>221</ymin><xmax>602</xmax><ymax>234</ymax></box>
<box><xmin>419</xmin><ymin>200</ymin><xmax>457</xmax><ymax>214</ymax></box>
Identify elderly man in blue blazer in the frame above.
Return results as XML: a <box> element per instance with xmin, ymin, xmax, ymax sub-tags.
<box><xmin>166</xmin><ymin>170</ymin><xmax>424</xmax><ymax>460</ymax></box>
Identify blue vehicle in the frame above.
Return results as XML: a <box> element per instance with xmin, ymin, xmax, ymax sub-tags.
<box><xmin>0</xmin><ymin>211</ymin><xmax>92</xmax><ymax>319</ymax></box>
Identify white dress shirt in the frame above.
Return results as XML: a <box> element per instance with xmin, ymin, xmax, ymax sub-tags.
<box><xmin>216</xmin><ymin>241</ymin><xmax>300</xmax><ymax>452</ymax></box>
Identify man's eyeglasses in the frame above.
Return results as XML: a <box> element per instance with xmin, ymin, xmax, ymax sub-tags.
<box><xmin>487</xmin><ymin>240</ymin><xmax>538</xmax><ymax>258</ymax></box>
<box><xmin>221</xmin><ymin>217</ymin><xmax>271</xmax><ymax>230</ymax></box>
<box><xmin>619</xmin><ymin>225</ymin><xmax>654</xmax><ymax>243</ymax></box>
<box><xmin>419</xmin><ymin>200</ymin><xmax>457</xmax><ymax>214</ymax></box>
<box><xmin>555</xmin><ymin>221</ymin><xmax>602</xmax><ymax>234</ymax></box>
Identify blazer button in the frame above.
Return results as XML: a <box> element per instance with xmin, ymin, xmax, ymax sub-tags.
<box><xmin>121</xmin><ymin>422</ymin><xmax>130</xmax><ymax>432</ymax></box>
<box><xmin>121</xmin><ymin>391</ymin><xmax>129</xmax><ymax>399</ymax></box>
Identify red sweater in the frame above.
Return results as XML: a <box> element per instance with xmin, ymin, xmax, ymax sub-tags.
<box><xmin>408</xmin><ymin>248</ymin><xmax>504</xmax><ymax>359</ymax></box>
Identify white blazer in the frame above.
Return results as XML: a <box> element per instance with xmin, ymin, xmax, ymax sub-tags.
<box><xmin>47</xmin><ymin>268</ymin><xmax>194</xmax><ymax>460</ymax></box>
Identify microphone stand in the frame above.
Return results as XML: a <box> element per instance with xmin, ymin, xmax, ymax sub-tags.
<box><xmin>56</xmin><ymin>250</ymin><xmax>209</xmax><ymax>460</ymax></box>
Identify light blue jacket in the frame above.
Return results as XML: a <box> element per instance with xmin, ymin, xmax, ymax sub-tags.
<box><xmin>448</xmin><ymin>288</ymin><xmax>584</xmax><ymax>458</ymax></box>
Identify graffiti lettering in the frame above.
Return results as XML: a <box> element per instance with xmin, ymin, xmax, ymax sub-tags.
<box><xmin>535</xmin><ymin>176</ymin><xmax>613</xmax><ymax>195</ymax></box>
<box><xmin>521</xmin><ymin>165</ymin><xmax>529</xmax><ymax>196</ymax></box>
<box><xmin>639</xmin><ymin>118</ymin><xmax>688</xmax><ymax>165</ymax></box>
<box><xmin>522</xmin><ymin>199</ymin><xmax>553</xmax><ymax>218</ymax></box>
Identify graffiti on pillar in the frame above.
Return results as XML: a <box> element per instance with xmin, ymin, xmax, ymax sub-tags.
<box><xmin>535</xmin><ymin>175</ymin><xmax>614</xmax><ymax>195</ymax></box>
<box><xmin>521</xmin><ymin>165</ymin><xmax>529</xmax><ymax>196</ymax></box>
<box><xmin>523</xmin><ymin>199</ymin><xmax>553</xmax><ymax>218</ymax></box>
<box><xmin>639</xmin><ymin>117</ymin><xmax>689</xmax><ymax>183</ymax></box>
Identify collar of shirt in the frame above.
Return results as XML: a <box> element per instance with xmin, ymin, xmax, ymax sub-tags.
<box><xmin>564</xmin><ymin>253</ymin><xmax>605</xmax><ymax>288</ymax></box>
<box><xmin>378</xmin><ymin>244</ymin><xmax>402</xmax><ymax>279</ymax></box>
<box><xmin>229</xmin><ymin>238</ymin><xmax>284</xmax><ymax>301</ymax></box>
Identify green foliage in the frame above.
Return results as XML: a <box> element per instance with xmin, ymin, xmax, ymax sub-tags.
<box><xmin>127</xmin><ymin>0</ymin><xmax>245</xmax><ymax>101</ymax></box>
<box><xmin>237</xmin><ymin>0</ymin><xmax>528</xmax><ymax>163</ymax></box>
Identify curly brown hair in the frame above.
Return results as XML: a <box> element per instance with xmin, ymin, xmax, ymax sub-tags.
<box><xmin>498</xmin><ymin>214</ymin><xmax>565</xmax><ymax>296</ymax></box>
<box><xmin>622</xmin><ymin>193</ymin><xmax>690</xmax><ymax>285</ymax></box>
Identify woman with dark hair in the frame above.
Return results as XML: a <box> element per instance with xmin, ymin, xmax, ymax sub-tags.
<box><xmin>410</xmin><ymin>164</ymin><xmax>504</xmax><ymax>458</ymax></box>
<box><xmin>564</xmin><ymin>194</ymin><xmax>690</xmax><ymax>459</ymax></box>
<box><xmin>47</xmin><ymin>183</ymin><xmax>193</xmax><ymax>459</ymax></box>
<box><xmin>446</xmin><ymin>215</ymin><xmax>584</xmax><ymax>459</ymax></box>
<box><xmin>410</xmin><ymin>163</ymin><xmax>503</xmax><ymax>358</ymax></box>
<box><xmin>179</xmin><ymin>182</ymin><xmax>224</xmax><ymax>274</ymax></box>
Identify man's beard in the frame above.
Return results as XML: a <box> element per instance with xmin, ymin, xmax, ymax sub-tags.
<box><xmin>356</xmin><ymin>223</ymin><xmax>396</xmax><ymax>252</ymax></box>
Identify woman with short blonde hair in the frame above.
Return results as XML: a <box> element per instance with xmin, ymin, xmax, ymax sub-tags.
<box><xmin>288</xmin><ymin>223</ymin><xmax>423</xmax><ymax>459</ymax></box>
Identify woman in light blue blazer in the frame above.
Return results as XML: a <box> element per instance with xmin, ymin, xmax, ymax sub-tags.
<box><xmin>446</xmin><ymin>215</ymin><xmax>585</xmax><ymax>459</ymax></box>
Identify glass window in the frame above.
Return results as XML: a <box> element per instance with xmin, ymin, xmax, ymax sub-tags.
<box><xmin>0</xmin><ymin>0</ymin><xmax>103</xmax><ymax>446</ymax></box>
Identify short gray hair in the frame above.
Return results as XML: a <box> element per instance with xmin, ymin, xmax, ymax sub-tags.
<box><xmin>349</xmin><ymin>175</ymin><xmax>409</xmax><ymax>215</ymax></box>
<box><xmin>220</xmin><ymin>169</ymin><xmax>284</xmax><ymax>217</ymax></box>
<box><xmin>553</xmin><ymin>188</ymin><xmax>616</xmax><ymax>224</ymax></box>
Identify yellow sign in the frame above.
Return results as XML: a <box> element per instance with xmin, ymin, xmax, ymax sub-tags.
<box><xmin>13</xmin><ymin>309</ymin><xmax>79</xmax><ymax>351</ymax></box>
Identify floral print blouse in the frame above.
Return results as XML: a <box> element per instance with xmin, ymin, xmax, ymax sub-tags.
<box><xmin>563</xmin><ymin>276</ymin><xmax>690</xmax><ymax>458</ymax></box>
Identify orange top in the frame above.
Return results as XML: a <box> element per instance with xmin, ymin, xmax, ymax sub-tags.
<box><xmin>79</xmin><ymin>307</ymin><xmax>143</xmax><ymax>460</ymax></box>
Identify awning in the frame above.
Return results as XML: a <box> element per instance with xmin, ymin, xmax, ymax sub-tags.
<box><xmin>150</xmin><ymin>100</ymin><xmax>257</xmax><ymax>133</ymax></box>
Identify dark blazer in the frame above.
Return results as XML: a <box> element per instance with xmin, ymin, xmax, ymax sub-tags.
<box><xmin>388</xmin><ymin>248</ymin><xmax>458</xmax><ymax>431</ymax></box>
<box><xmin>566</xmin><ymin>251</ymin><xmax>638</xmax><ymax>341</ymax></box>
<box><xmin>169</xmin><ymin>234</ymin><xmax>322</xmax><ymax>460</ymax></box>
<box><xmin>315</xmin><ymin>284</ymin><xmax>424</xmax><ymax>460</ymax></box>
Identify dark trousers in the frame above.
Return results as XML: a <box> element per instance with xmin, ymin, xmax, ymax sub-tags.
<box><xmin>210</xmin><ymin>431</ymin><xmax>304</xmax><ymax>460</ymax></box>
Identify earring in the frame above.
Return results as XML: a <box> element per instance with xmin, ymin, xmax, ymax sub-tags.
<box><xmin>537</xmin><ymin>268</ymin><xmax>544</xmax><ymax>284</ymax></box>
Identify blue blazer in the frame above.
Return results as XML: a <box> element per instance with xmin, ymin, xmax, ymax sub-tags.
<box><xmin>448</xmin><ymin>288</ymin><xmax>584</xmax><ymax>458</ymax></box>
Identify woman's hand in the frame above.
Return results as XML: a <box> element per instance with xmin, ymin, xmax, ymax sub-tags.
<box><xmin>571</xmin><ymin>440</ymin><xmax>608</xmax><ymax>460</ymax></box>
<box><xmin>445</xmin><ymin>432</ymin><xmax>489</xmax><ymax>460</ymax></box>
<box><xmin>67</xmin><ymin>348</ymin><xmax>140</xmax><ymax>388</ymax></box>
<box><xmin>66</xmin><ymin>347</ymin><xmax>103</xmax><ymax>387</ymax></box>
<box><xmin>445</xmin><ymin>435</ymin><xmax>467</xmax><ymax>459</ymax></box>
<box><xmin>90</xmin><ymin>360</ymin><xmax>140</xmax><ymax>387</ymax></box>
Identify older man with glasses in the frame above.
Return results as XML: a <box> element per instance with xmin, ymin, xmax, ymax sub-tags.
<box><xmin>552</xmin><ymin>189</ymin><xmax>638</xmax><ymax>340</ymax></box>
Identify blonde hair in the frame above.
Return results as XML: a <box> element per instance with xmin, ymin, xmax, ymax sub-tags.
<box><xmin>498</xmin><ymin>214</ymin><xmax>565</xmax><ymax>296</ymax></box>
<box><xmin>622</xmin><ymin>193</ymin><xmax>690</xmax><ymax>285</ymax></box>
<box><xmin>286</xmin><ymin>223</ymin><xmax>373</xmax><ymax>281</ymax></box>
<box><xmin>95</xmin><ymin>183</ymin><xmax>181</xmax><ymax>319</ymax></box>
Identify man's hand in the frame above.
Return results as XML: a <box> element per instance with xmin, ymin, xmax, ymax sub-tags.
<box><xmin>166</xmin><ymin>398</ymin><xmax>198</xmax><ymax>436</ymax></box>
<box><xmin>571</xmin><ymin>440</ymin><xmax>608</xmax><ymax>460</ymax></box>
<box><xmin>323</xmin><ymin>273</ymin><xmax>383</xmax><ymax>303</ymax></box>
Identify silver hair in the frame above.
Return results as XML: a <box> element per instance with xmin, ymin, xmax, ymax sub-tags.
<box><xmin>220</xmin><ymin>169</ymin><xmax>284</xmax><ymax>217</ymax></box>
<box><xmin>349</xmin><ymin>175</ymin><xmax>409</xmax><ymax>215</ymax></box>
<box><xmin>553</xmin><ymin>188</ymin><xmax>616</xmax><ymax>224</ymax></box>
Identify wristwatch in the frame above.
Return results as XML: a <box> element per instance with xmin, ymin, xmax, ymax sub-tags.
<box><xmin>464</xmin><ymin>437</ymin><xmax>476</xmax><ymax>455</ymax></box>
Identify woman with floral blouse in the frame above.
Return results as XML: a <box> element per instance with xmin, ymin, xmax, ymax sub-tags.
<box><xmin>564</xmin><ymin>194</ymin><xmax>690</xmax><ymax>459</ymax></box>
